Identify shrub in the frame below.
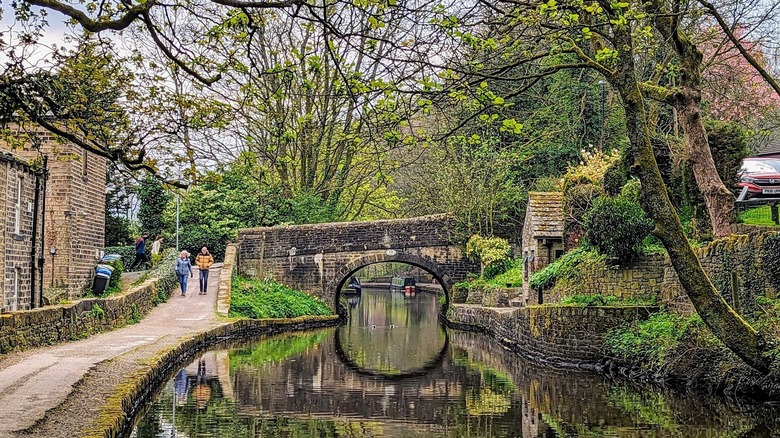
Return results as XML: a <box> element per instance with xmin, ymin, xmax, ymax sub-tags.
<box><xmin>465</xmin><ymin>235</ymin><xmax>512</xmax><ymax>278</ymax></box>
<box><xmin>529</xmin><ymin>246</ymin><xmax>605</xmax><ymax>290</ymax></box>
<box><xmin>605</xmin><ymin>311</ymin><xmax>720</xmax><ymax>373</ymax></box>
<box><xmin>560</xmin><ymin>294</ymin><xmax>657</xmax><ymax>307</ymax></box>
<box><xmin>229</xmin><ymin>277</ymin><xmax>332</xmax><ymax>319</ymax></box>
<box><xmin>584</xmin><ymin>195</ymin><xmax>654</xmax><ymax>263</ymax></box>
<box><xmin>602</xmin><ymin>160</ymin><xmax>628</xmax><ymax>196</ymax></box>
<box><xmin>103</xmin><ymin>259</ymin><xmax>124</xmax><ymax>295</ymax></box>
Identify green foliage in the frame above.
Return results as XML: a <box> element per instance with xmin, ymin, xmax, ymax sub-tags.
<box><xmin>465</xmin><ymin>235</ymin><xmax>511</xmax><ymax>276</ymax></box>
<box><xmin>103</xmin><ymin>259</ymin><xmax>124</xmax><ymax>295</ymax></box>
<box><xmin>104</xmin><ymin>246</ymin><xmax>137</xmax><ymax>272</ymax></box>
<box><xmin>529</xmin><ymin>246</ymin><xmax>605</xmax><ymax>290</ymax></box>
<box><xmin>605</xmin><ymin>311</ymin><xmax>720</xmax><ymax>372</ymax></box>
<box><xmin>488</xmin><ymin>259</ymin><xmax>523</xmax><ymax>287</ymax></box>
<box><xmin>129</xmin><ymin>303</ymin><xmax>141</xmax><ymax>324</ymax></box>
<box><xmin>91</xmin><ymin>304</ymin><xmax>105</xmax><ymax>320</ymax></box>
<box><xmin>560</xmin><ymin>294</ymin><xmax>657</xmax><ymax>307</ymax></box>
<box><xmin>584</xmin><ymin>195</ymin><xmax>654</xmax><ymax>263</ymax></box>
<box><xmin>229</xmin><ymin>276</ymin><xmax>332</xmax><ymax>319</ymax></box>
<box><xmin>739</xmin><ymin>206</ymin><xmax>780</xmax><ymax>227</ymax></box>
<box><xmin>602</xmin><ymin>157</ymin><xmax>629</xmax><ymax>196</ymax></box>
<box><xmin>137</xmin><ymin>174</ymin><xmax>172</xmax><ymax>239</ymax></box>
<box><xmin>705</xmin><ymin>119</ymin><xmax>750</xmax><ymax>190</ymax></box>
<box><xmin>105</xmin><ymin>214</ymin><xmax>133</xmax><ymax>247</ymax></box>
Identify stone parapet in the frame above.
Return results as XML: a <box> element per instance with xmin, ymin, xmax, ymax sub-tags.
<box><xmin>217</xmin><ymin>244</ymin><xmax>238</xmax><ymax>316</ymax></box>
<box><xmin>447</xmin><ymin>304</ymin><xmax>657</xmax><ymax>368</ymax></box>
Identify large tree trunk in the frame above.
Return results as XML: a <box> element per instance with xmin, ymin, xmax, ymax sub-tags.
<box><xmin>610</xmin><ymin>28</ymin><xmax>770</xmax><ymax>373</ymax></box>
<box><xmin>649</xmin><ymin>3</ymin><xmax>737</xmax><ymax>238</ymax></box>
<box><xmin>675</xmin><ymin>82</ymin><xmax>736</xmax><ymax>238</ymax></box>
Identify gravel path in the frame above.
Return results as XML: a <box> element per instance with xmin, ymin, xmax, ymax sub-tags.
<box><xmin>0</xmin><ymin>266</ymin><xmax>224</xmax><ymax>438</ymax></box>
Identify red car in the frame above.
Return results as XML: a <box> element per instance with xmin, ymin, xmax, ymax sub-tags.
<box><xmin>737</xmin><ymin>158</ymin><xmax>780</xmax><ymax>200</ymax></box>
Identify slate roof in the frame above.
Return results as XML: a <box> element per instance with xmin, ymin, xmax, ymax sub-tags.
<box><xmin>526</xmin><ymin>192</ymin><xmax>564</xmax><ymax>239</ymax></box>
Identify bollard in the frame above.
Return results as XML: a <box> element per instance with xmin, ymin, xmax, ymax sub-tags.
<box><xmin>772</xmin><ymin>203</ymin><xmax>779</xmax><ymax>225</ymax></box>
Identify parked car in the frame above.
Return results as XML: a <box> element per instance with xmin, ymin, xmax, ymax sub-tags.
<box><xmin>737</xmin><ymin>157</ymin><xmax>780</xmax><ymax>200</ymax></box>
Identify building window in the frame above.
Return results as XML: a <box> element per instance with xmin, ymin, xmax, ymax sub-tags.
<box><xmin>554</xmin><ymin>250</ymin><xmax>564</xmax><ymax>260</ymax></box>
<box><xmin>14</xmin><ymin>175</ymin><xmax>22</xmax><ymax>234</ymax></box>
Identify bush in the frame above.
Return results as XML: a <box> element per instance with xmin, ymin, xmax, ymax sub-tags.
<box><xmin>602</xmin><ymin>159</ymin><xmax>628</xmax><ymax>196</ymax></box>
<box><xmin>465</xmin><ymin>235</ymin><xmax>512</xmax><ymax>277</ymax></box>
<box><xmin>605</xmin><ymin>311</ymin><xmax>720</xmax><ymax>373</ymax></box>
<box><xmin>584</xmin><ymin>195</ymin><xmax>654</xmax><ymax>263</ymax></box>
<box><xmin>229</xmin><ymin>277</ymin><xmax>332</xmax><ymax>319</ymax></box>
<box><xmin>103</xmin><ymin>259</ymin><xmax>124</xmax><ymax>295</ymax></box>
<box><xmin>104</xmin><ymin>246</ymin><xmax>136</xmax><ymax>270</ymax></box>
<box><xmin>529</xmin><ymin>246</ymin><xmax>605</xmax><ymax>290</ymax></box>
<box><xmin>560</xmin><ymin>294</ymin><xmax>657</xmax><ymax>307</ymax></box>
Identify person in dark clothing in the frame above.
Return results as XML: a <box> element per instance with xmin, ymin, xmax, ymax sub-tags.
<box><xmin>128</xmin><ymin>234</ymin><xmax>150</xmax><ymax>270</ymax></box>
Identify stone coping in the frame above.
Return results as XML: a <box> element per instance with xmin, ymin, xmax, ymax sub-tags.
<box><xmin>217</xmin><ymin>243</ymin><xmax>238</xmax><ymax>317</ymax></box>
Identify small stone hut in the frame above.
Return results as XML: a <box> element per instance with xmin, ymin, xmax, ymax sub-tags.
<box><xmin>0</xmin><ymin>151</ymin><xmax>45</xmax><ymax>312</ymax></box>
<box><xmin>521</xmin><ymin>192</ymin><xmax>565</xmax><ymax>304</ymax></box>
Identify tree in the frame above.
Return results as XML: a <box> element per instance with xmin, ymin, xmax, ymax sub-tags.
<box><xmin>137</xmin><ymin>174</ymin><xmax>172</xmax><ymax>239</ymax></box>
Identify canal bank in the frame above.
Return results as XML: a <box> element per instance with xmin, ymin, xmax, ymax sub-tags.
<box><xmin>3</xmin><ymin>264</ymin><xmax>339</xmax><ymax>438</ymax></box>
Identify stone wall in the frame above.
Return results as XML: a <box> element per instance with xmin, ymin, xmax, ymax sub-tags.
<box><xmin>0</xmin><ymin>271</ymin><xmax>174</xmax><ymax>353</ymax></box>
<box><xmin>542</xmin><ymin>227</ymin><xmax>780</xmax><ymax>316</ymax></box>
<box><xmin>448</xmin><ymin>304</ymin><xmax>657</xmax><ymax>367</ymax></box>
<box><xmin>545</xmin><ymin>256</ymin><xmax>665</xmax><ymax>304</ymax></box>
<box><xmin>217</xmin><ymin>243</ymin><xmax>237</xmax><ymax>316</ymax></box>
<box><xmin>238</xmin><ymin>215</ymin><xmax>479</xmax><ymax>308</ymax></box>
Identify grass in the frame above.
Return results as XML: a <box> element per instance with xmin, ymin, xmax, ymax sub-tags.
<box><xmin>559</xmin><ymin>293</ymin><xmax>657</xmax><ymax>307</ymax></box>
<box><xmin>529</xmin><ymin>246</ymin><xmax>606</xmax><ymax>290</ymax></box>
<box><xmin>229</xmin><ymin>276</ymin><xmax>332</xmax><ymax>319</ymax></box>
<box><xmin>738</xmin><ymin>205</ymin><xmax>780</xmax><ymax>227</ymax></box>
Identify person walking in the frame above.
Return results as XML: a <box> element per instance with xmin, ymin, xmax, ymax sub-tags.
<box><xmin>150</xmin><ymin>236</ymin><xmax>164</xmax><ymax>256</ymax></box>
<box><xmin>195</xmin><ymin>247</ymin><xmax>214</xmax><ymax>295</ymax></box>
<box><xmin>128</xmin><ymin>234</ymin><xmax>149</xmax><ymax>270</ymax></box>
<box><xmin>175</xmin><ymin>251</ymin><xmax>192</xmax><ymax>297</ymax></box>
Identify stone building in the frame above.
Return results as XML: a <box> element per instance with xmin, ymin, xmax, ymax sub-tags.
<box><xmin>1</xmin><ymin>122</ymin><xmax>107</xmax><ymax>301</ymax></box>
<box><xmin>0</xmin><ymin>151</ymin><xmax>45</xmax><ymax>312</ymax></box>
<box><xmin>521</xmin><ymin>192</ymin><xmax>565</xmax><ymax>304</ymax></box>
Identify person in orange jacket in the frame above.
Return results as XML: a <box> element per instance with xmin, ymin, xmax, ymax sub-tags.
<box><xmin>195</xmin><ymin>247</ymin><xmax>214</xmax><ymax>294</ymax></box>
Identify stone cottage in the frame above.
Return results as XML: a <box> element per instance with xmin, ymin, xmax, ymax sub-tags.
<box><xmin>1</xmin><ymin>121</ymin><xmax>107</xmax><ymax>302</ymax></box>
<box><xmin>521</xmin><ymin>192</ymin><xmax>565</xmax><ymax>304</ymax></box>
<box><xmin>0</xmin><ymin>151</ymin><xmax>45</xmax><ymax>312</ymax></box>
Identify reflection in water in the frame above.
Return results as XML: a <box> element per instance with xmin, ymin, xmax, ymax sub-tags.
<box><xmin>131</xmin><ymin>289</ymin><xmax>780</xmax><ymax>438</ymax></box>
<box><xmin>337</xmin><ymin>288</ymin><xmax>446</xmax><ymax>375</ymax></box>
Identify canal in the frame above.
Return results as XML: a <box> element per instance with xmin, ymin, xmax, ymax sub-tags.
<box><xmin>131</xmin><ymin>288</ymin><xmax>780</xmax><ymax>437</ymax></box>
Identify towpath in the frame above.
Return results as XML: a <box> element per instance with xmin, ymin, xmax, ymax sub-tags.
<box><xmin>0</xmin><ymin>265</ymin><xmax>223</xmax><ymax>438</ymax></box>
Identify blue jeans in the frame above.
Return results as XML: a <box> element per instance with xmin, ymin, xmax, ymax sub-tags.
<box><xmin>199</xmin><ymin>270</ymin><xmax>209</xmax><ymax>292</ymax></box>
<box><xmin>178</xmin><ymin>274</ymin><xmax>188</xmax><ymax>294</ymax></box>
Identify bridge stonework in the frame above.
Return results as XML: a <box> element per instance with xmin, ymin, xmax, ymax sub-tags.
<box><xmin>237</xmin><ymin>215</ymin><xmax>479</xmax><ymax>310</ymax></box>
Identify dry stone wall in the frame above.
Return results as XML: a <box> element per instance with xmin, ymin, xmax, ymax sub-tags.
<box><xmin>448</xmin><ymin>304</ymin><xmax>657</xmax><ymax>367</ymax></box>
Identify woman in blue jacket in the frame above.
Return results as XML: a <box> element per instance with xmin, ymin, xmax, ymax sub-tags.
<box><xmin>175</xmin><ymin>251</ymin><xmax>193</xmax><ymax>296</ymax></box>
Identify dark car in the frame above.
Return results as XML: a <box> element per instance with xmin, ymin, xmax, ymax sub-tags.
<box><xmin>737</xmin><ymin>158</ymin><xmax>780</xmax><ymax>200</ymax></box>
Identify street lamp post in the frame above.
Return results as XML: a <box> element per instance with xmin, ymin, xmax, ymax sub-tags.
<box><xmin>598</xmin><ymin>80</ymin><xmax>607</xmax><ymax>150</ymax></box>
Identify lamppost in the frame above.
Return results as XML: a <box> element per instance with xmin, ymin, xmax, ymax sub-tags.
<box><xmin>49</xmin><ymin>246</ymin><xmax>57</xmax><ymax>287</ymax></box>
<box><xmin>598</xmin><ymin>80</ymin><xmax>607</xmax><ymax>150</ymax></box>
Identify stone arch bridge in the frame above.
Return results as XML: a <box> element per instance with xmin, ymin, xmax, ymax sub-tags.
<box><xmin>237</xmin><ymin>215</ymin><xmax>479</xmax><ymax>311</ymax></box>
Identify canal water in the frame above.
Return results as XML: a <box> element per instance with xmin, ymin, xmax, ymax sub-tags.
<box><xmin>131</xmin><ymin>288</ymin><xmax>780</xmax><ymax>437</ymax></box>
